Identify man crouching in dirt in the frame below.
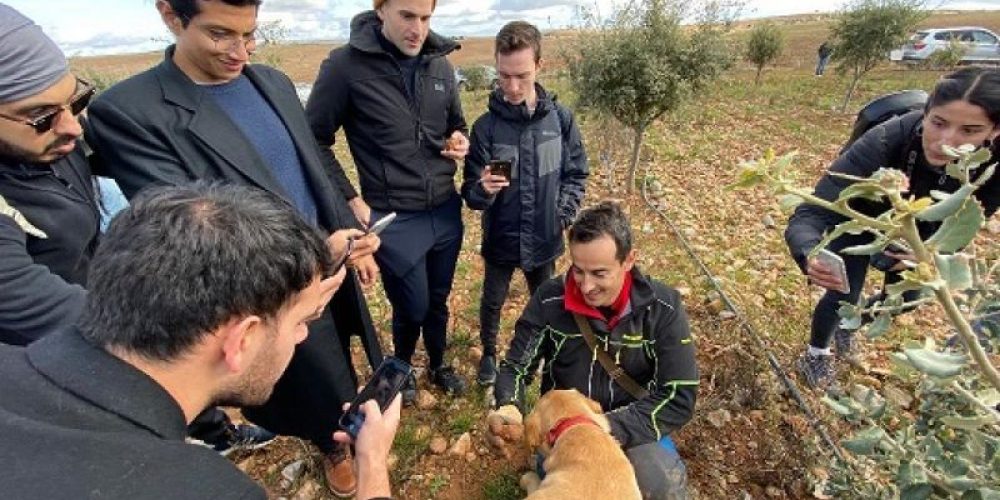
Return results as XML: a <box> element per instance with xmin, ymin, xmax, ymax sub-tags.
<box><xmin>487</xmin><ymin>201</ymin><xmax>699</xmax><ymax>499</ymax></box>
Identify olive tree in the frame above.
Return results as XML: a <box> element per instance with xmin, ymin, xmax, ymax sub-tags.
<box><xmin>567</xmin><ymin>0</ymin><xmax>737</xmax><ymax>193</ymax></box>
<box><xmin>745</xmin><ymin>22</ymin><xmax>784</xmax><ymax>85</ymax></box>
<box><xmin>830</xmin><ymin>0</ymin><xmax>926</xmax><ymax>112</ymax></box>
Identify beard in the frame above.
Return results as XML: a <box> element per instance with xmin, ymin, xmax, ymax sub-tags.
<box><xmin>0</xmin><ymin>134</ymin><xmax>75</xmax><ymax>165</ymax></box>
<box><xmin>212</xmin><ymin>328</ymin><xmax>289</xmax><ymax>408</ymax></box>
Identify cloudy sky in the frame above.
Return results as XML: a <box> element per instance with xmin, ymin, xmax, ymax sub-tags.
<box><xmin>6</xmin><ymin>0</ymin><xmax>1000</xmax><ymax>56</ymax></box>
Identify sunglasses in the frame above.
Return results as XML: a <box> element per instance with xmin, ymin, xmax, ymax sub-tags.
<box><xmin>0</xmin><ymin>78</ymin><xmax>96</xmax><ymax>134</ymax></box>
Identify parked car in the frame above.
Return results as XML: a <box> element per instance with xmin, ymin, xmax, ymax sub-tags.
<box><xmin>454</xmin><ymin>65</ymin><xmax>498</xmax><ymax>91</ymax></box>
<box><xmin>900</xmin><ymin>27</ymin><xmax>1000</xmax><ymax>63</ymax></box>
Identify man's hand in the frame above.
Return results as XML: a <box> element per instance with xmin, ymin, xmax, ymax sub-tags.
<box><xmin>486</xmin><ymin>405</ymin><xmax>523</xmax><ymax>457</ymax></box>
<box><xmin>806</xmin><ymin>257</ymin><xmax>845</xmax><ymax>291</ymax></box>
<box><xmin>318</xmin><ymin>265</ymin><xmax>348</xmax><ymax>306</ymax></box>
<box><xmin>884</xmin><ymin>249</ymin><xmax>917</xmax><ymax>272</ymax></box>
<box><xmin>332</xmin><ymin>395</ymin><xmax>401</xmax><ymax>500</ymax></box>
<box><xmin>479</xmin><ymin>166</ymin><xmax>510</xmax><ymax>195</ymax></box>
<box><xmin>352</xmin><ymin>254</ymin><xmax>380</xmax><ymax>288</ymax></box>
<box><xmin>441</xmin><ymin>131</ymin><xmax>469</xmax><ymax>160</ymax></box>
<box><xmin>327</xmin><ymin>229</ymin><xmax>381</xmax><ymax>263</ymax></box>
<box><xmin>348</xmin><ymin>197</ymin><xmax>372</xmax><ymax>228</ymax></box>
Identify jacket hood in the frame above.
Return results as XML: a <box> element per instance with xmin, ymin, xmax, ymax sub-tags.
<box><xmin>487</xmin><ymin>83</ymin><xmax>557</xmax><ymax>122</ymax></box>
<box><xmin>348</xmin><ymin>10</ymin><xmax>459</xmax><ymax>58</ymax></box>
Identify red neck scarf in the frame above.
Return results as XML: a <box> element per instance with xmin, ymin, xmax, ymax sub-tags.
<box><xmin>563</xmin><ymin>270</ymin><xmax>633</xmax><ymax>330</ymax></box>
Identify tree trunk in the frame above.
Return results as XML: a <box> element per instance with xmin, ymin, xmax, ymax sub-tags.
<box><xmin>841</xmin><ymin>68</ymin><xmax>862</xmax><ymax>113</ymax></box>
<box><xmin>754</xmin><ymin>64</ymin><xmax>763</xmax><ymax>85</ymax></box>
<box><xmin>627</xmin><ymin>125</ymin><xmax>646</xmax><ymax>195</ymax></box>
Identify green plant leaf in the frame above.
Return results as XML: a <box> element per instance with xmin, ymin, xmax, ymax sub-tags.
<box><xmin>947</xmin><ymin>476</ymin><xmax>979</xmax><ymax>492</ymax></box>
<box><xmin>837</xmin><ymin>302</ymin><xmax>864</xmax><ymax>331</ymax></box>
<box><xmin>841</xmin><ymin>426</ymin><xmax>886</xmax><ymax>455</ymax></box>
<box><xmin>941</xmin><ymin>415</ymin><xmax>999</xmax><ymax>431</ymax></box>
<box><xmin>728</xmin><ymin>165</ymin><xmax>766</xmax><ymax>189</ymax></box>
<box><xmin>917</xmin><ymin>184</ymin><xmax>976</xmax><ymax>222</ymax></box>
<box><xmin>898</xmin><ymin>460</ymin><xmax>928</xmax><ymax>488</ymax></box>
<box><xmin>901</xmin><ymin>483</ymin><xmax>933</xmax><ymax>500</ymax></box>
<box><xmin>903</xmin><ymin>347</ymin><xmax>968</xmax><ymax>378</ymax></box>
<box><xmin>866</xmin><ymin>313</ymin><xmax>892</xmax><ymax>339</ymax></box>
<box><xmin>822</xmin><ymin>395</ymin><xmax>854</xmax><ymax>417</ymax></box>
<box><xmin>778</xmin><ymin>193</ymin><xmax>804</xmax><ymax>213</ymax></box>
<box><xmin>927</xmin><ymin>199</ymin><xmax>985</xmax><ymax>253</ymax></box>
<box><xmin>936</xmin><ymin>253</ymin><xmax>974</xmax><ymax>291</ymax></box>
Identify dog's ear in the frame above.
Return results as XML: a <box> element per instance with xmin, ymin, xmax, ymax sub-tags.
<box><xmin>524</xmin><ymin>411</ymin><xmax>542</xmax><ymax>451</ymax></box>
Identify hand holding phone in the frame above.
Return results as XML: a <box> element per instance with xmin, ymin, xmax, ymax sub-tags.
<box><xmin>487</xmin><ymin>160</ymin><xmax>512</xmax><ymax>182</ymax></box>
<box><xmin>338</xmin><ymin>357</ymin><xmax>413</xmax><ymax>440</ymax></box>
<box><xmin>366</xmin><ymin>212</ymin><xmax>396</xmax><ymax>236</ymax></box>
<box><xmin>814</xmin><ymin>248</ymin><xmax>850</xmax><ymax>294</ymax></box>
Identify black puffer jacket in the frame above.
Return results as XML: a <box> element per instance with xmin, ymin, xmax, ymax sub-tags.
<box><xmin>495</xmin><ymin>268</ymin><xmax>699</xmax><ymax>449</ymax></box>
<box><xmin>0</xmin><ymin>147</ymin><xmax>98</xmax><ymax>344</ymax></box>
<box><xmin>305</xmin><ymin>11</ymin><xmax>466</xmax><ymax>212</ymax></box>
<box><xmin>786</xmin><ymin>110</ymin><xmax>1000</xmax><ymax>272</ymax></box>
<box><xmin>461</xmin><ymin>86</ymin><xmax>588</xmax><ymax>271</ymax></box>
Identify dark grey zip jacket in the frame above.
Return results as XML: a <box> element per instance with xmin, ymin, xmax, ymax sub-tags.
<box><xmin>461</xmin><ymin>86</ymin><xmax>588</xmax><ymax>271</ymax></box>
<box><xmin>0</xmin><ymin>147</ymin><xmax>98</xmax><ymax>345</ymax></box>
<box><xmin>305</xmin><ymin>11</ymin><xmax>466</xmax><ymax>212</ymax></box>
<box><xmin>785</xmin><ymin>110</ymin><xmax>1000</xmax><ymax>273</ymax></box>
<box><xmin>495</xmin><ymin>268</ymin><xmax>699</xmax><ymax>449</ymax></box>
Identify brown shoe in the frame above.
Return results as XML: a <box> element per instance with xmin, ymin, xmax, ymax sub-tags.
<box><xmin>322</xmin><ymin>447</ymin><xmax>357</xmax><ymax>498</ymax></box>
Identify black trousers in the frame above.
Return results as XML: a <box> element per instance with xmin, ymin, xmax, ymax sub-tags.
<box><xmin>479</xmin><ymin>260</ymin><xmax>554</xmax><ymax>356</ymax></box>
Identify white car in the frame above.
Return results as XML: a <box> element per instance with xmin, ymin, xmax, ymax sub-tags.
<box><xmin>901</xmin><ymin>27</ymin><xmax>1000</xmax><ymax>63</ymax></box>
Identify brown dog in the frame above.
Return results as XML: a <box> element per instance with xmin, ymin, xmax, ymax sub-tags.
<box><xmin>520</xmin><ymin>389</ymin><xmax>641</xmax><ymax>499</ymax></box>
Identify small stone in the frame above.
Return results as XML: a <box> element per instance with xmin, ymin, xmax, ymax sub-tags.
<box><xmin>747</xmin><ymin>441</ymin><xmax>758</xmax><ymax>450</ymax></box>
<box><xmin>762</xmin><ymin>214</ymin><xmax>777</xmax><ymax>229</ymax></box>
<box><xmin>706</xmin><ymin>408</ymin><xmax>732</xmax><ymax>429</ymax></box>
<box><xmin>883</xmin><ymin>385</ymin><xmax>914</xmax><ymax>409</ymax></box>
<box><xmin>280</xmin><ymin>479</ymin><xmax>292</xmax><ymax>490</ymax></box>
<box><xmin>706</xmin><ymin>299</ymin><xmax>725</xmax><ymax>315</ymax></box>
<box><xmin>292</xmin><ymin>480</ymin><xmax>320</xmax><ymax>500</ymax></box>
<box><xmin>748</xmin><ymin>410</ymin><xmax>765</xmax><ymax>422</ymax></box>
<box><xmin>766</xmin><ymin>485</ymin><xmax>783</xmax><ymax>497</ymax></box>
<box><xmin>676</xmin><ymin>286</ymin><xmax>692</xmax><ymax>297</ymax></box>
<box><xmin>682</xmin><ymin>228</ymin><xmax>697</xmax><ymax>239</ymax></box>
<box><xmin>727</xmin><ymin>473</ymin><xmax>739</xmax><ymax>484</ymax></box>
<box><xmin>469</xmin><ymin>346</ymin><xmax>483</xmax><ymax>360</ymax></box>
<box><xmin>642</xmin><ymin>222</ymin><xmax>654</xmax><ymax>234</ymax></box>
<box><xmin>449</xmin><ymin>432</ymin><xmax>472</xmax><ymax>456</ymax></box>
<box><xmin>281</xmin><ymin>460</ymin><xmax>305</xmax><ymax>483</ymax></box>
<box><xmin>987</xmin><ymin>219</ymin><xmax>1000</xmax><ymax>235</ymax></box>
<box><xmin>465</xmin><ymin>451</ymin><xmax>477</xmax><ymax>462</ymax></box>
<box><xmin>718</xmin><ymin>310</ymin><xmax>737</xmax><ymax>320</ymax></box>
<box><xmin>415</xmin><ymin>390</ymin><xmax>438</xmax><ymax>410</ymax></box>
<box><xmin>430</xmin><ymin>436</ymin><xmax>448</xmax><ymax>455</ymax></box>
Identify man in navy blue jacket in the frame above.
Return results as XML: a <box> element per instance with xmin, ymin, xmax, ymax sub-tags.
<box><xmin>461</xmin><ymin>21</ymin><xmax>588</xmax><ymax>385</ymax></box>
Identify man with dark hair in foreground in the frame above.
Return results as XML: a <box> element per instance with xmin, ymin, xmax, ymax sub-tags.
<box><xmin>0</xmin><ymin>184</ymin><xmax>398</xmax><ymax>499</ymax></box>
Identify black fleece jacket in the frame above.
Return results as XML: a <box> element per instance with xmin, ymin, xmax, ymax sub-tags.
<box><xmin>305</xmin><ymin>11</ymin><xmax>467</xmax><ymax>212</ymax></box>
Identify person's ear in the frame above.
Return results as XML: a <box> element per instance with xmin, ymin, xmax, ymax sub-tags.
<box><xmin>536</xmin><ymin>57</ymin><xmax>544</xmax><ymax>73</ymax></box>
<box><xmin>623</xmin><ymin>249</ymin><xmax>638</xmax><ymax>272</ymax></box>
<box><xmin>219</xmin><ymin>315</ymin><xmax>265</xmax><ymax>374</ymax></box>
<box><xmin>375</xmin><ymin>5</ymin><xmax>386</xmax><ymax>22</ymax></box>
<box><xmin>156</xmin><ymin>0</ymin><xmax>184</xmax><ymax>36</ymax></box>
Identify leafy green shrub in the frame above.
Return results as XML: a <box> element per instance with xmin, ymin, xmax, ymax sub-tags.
<box><xmin>460</xmin><ymin>65</ymin><xmax>493</xmax><ymax>91</ymax></box>
<box><xmin>925</xmin><ymin>40</ymin><xmax>968</xmax><ymax>69</ymax></box>
<box><xmin>745</xmin><ymin>22</ymin><xmax>784</xmax><ymax>84</ymax></box>
<box><xmin>735</xmin><ymin>147</ymin><xmax>1000</xmax><ymax>497</ymax></box>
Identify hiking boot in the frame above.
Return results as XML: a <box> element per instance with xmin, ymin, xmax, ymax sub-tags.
<box><xmin>798</xmin><ymin>351</ymin><xmax>836</xmax><ymax>390</ymax></box>
<box><xmin>477</xmin><ymin>355</ymin><xmax>497</xmax><ymax>386</ymax></box>
<box><xmin>430</xmin><ymin>365</ymin><xmax>467</xmax><ymax>395</ymax></box>
<box><xmin>834</xmin><ymin>328</ymin><xmax>864</xmax><ymax>367</ymax></box>
<box><xmin>204</xmin><ymin>424</ymin><xmax>276</xmax><ymax>457</ymax></box>
<box><xmin>401</xmin><ymin>371</ymin><xmax>417</xmax><ymax>407</ymax></box>
<box><xmin>323</xmin><ymin>445</ymin><xmax>357</xmax><ymax>498</ymax></box>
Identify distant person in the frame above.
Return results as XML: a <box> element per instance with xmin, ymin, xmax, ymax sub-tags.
<box><xmin>0</xmin><ymin>3</ymin><xmax>97</xmax><ymax>344</ymax></box>
<box><xmin>488</xmin><ymin>202</ymin><xmax>698</xmax><ymax>498</ymax></box>
<box><xmin>306</xmin><ymin>0</ymin><xmax>470</xmax><ymax>401</ymax></box>
<box><xmin>460</xmin><ymin>21</ymin><xmax>588</xmax><ymax>385</ymax></box>
<box><xmin>0</xmin><ymin>184</ymin><xmax>399</xmax><ymax>500</ymax></box>
<box><xmin>85</xmin><ymin>0</ymin><xmax>383</xmax><ymax>494</ymax></box>
<box><xmin>816</xmin><ymin>41</ymin><xmax>832</xmax><ymax>76</ymax></box>
<box><xmin>787</xmin><ymin>67</ymin><xmax>1000</xmax><ymax>389</ymax></box>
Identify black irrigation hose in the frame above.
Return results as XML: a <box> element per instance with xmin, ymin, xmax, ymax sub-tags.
<box><xmin>639</xmin><ymin>176</ymin><xmax>849</xmax><ymax>464</ymax></box>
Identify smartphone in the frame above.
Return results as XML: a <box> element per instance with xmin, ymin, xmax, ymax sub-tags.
<box><xmin>338</xmin><ymin>356</ymin><xmax>413</xmax><ymax>439</ymax></box>
<box><xmin>367</xmin><ymin>212</ymin><xmax>397</xmax><ymax>236</ymax></box>
<box><xmin>487</xmin><ymin>160</ymin><xmax>512</xmax><ymax>182</ymax></box>
<box><xmin>816</xmin><ymin>248</ymin><xmax>850</xmax><ymax>294</ymax></box>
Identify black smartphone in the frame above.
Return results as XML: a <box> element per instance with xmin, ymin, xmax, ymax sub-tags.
<box><xmin>488</xmin><ymin>159</ymin><xmax>512</xmax><ymax>181</ymax></box>
<box><xmin>338</xmin><ymin>356</ymin><xmax>413</xmax><ymax>439</ymax></box>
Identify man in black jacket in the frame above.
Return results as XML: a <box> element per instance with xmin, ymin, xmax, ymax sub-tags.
<box><xmin>490</xmin><ymin>202</ymin><xmax>698</xmax><ymax>498</ymax></box>
<box><xmin>0</xmin><ymin>184</ymin><xmax>399</xmax><ymax>500</ymax></box>
<box><xmin>0</xmin><ymin>3</ymin><xmax>97</xmax><ymax>344</ymax></box>
<box><xmin>306</xmin><ymin>0</ymin><xmax>470</xmax><ymax>399</ymax></box>
<box><xmin>85</xmin><ymin>0</ymin><xmax>382</xmax><ymax>494</ymax></box>
<box><xmin>461</xmin><ymin>21</ymin><xmax>588</xmax><ymax>386</ymax></box>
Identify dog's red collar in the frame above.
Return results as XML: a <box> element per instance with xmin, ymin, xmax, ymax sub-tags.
<box><xmin>546</xmin><ymin>415</ymin><xmax>600</xmax><ymax>447</ymax></box>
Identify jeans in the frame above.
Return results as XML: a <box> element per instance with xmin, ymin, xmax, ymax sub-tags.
<box><xmin>479</xmin><ymin>260</ymin><xmax>555</xmax><ymax>356</ymax></box>
<box><xmin>815</xmin><ymin>54</ymin><xmax>831</xmax><ymax>75</ymax></box>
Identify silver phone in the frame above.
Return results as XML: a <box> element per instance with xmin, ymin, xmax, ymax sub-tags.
<box><xmin>816</xmin><ymin>248</ymin><xmax>850</xmax><ymax>294</ymax></box>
